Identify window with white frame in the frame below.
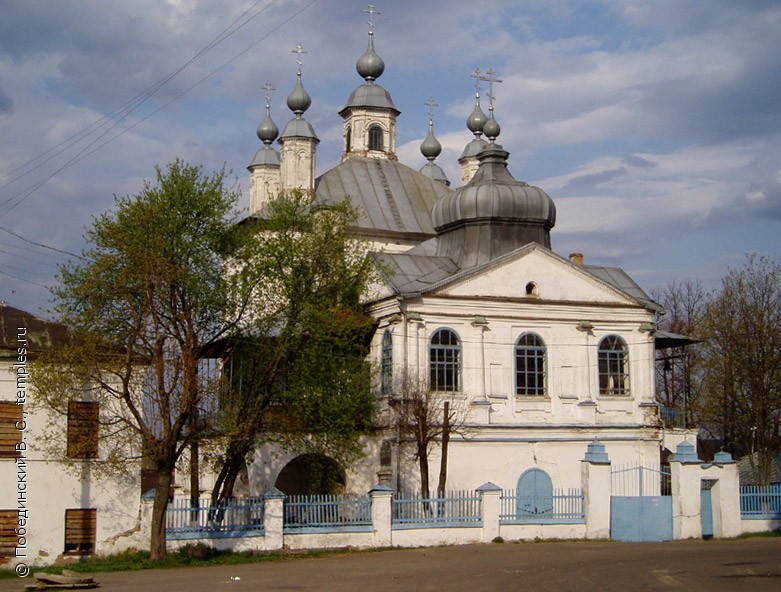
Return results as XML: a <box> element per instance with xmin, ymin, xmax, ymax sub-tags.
<box><xmin>429</xmin><ymin>328</ymin><xmax>461</xmax><ymax>392</ymax></box>
<box><xmin>598</xmin><ymin>335</ymin><xmax>629</xmax><ymax>395</ymax></box>
<box><xmin>515</xmin><ymin>333</ymin><xmax>546</xmax><ymax>396</ymax></box>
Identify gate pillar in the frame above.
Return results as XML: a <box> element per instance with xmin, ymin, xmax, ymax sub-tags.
<box><xmin>581</xmin><ymin>440</ymin><xmax>611</xmax><ymax>539</ymax></box>
<box><xmin>670</xmin><ymin>441</ymin><xmax>702</xmax><ymax>539</ymax></box>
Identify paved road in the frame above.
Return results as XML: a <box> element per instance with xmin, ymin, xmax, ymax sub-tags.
<box><xmin>4</xmin><ymin>538</ymin><xmax>781</xmax><ymax>592</ymax></box>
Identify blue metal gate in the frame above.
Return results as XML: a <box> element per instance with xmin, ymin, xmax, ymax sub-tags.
<box><xmin>610</xmin><ymin>464</ymin><xmax>673</xmax><ymax>542</ymax></box>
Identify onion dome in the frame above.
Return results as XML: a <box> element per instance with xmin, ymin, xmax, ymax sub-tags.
<box><xmin>249</xmin><ymin>95</ymin><xmax>280</xmax><ymax>168</ymax></box>
<box><xmin>419</xmin><ymin>112</ymin><xmax>449</xmax><ymax>186</ymax></box>
<box><xmin>281</xmin><ymin>69</ymin><xmax>318</xmax><ymax>141</ymax></box>
<box><xmin>432</xmin><ymin>110</ymin><xmax>556</xmax><ymax>267</ymax></box>
<box><xmin>356</xmin><ymin>30</ymin><xmax>385</xmax><ymax>81</ymax></box>
<box><xmin>340</xmin><ymin>29</ymin><xmax>399</xmax><ymax>116</ymax></box>
<box><xmin>459</xmin><ymin>92</ymin><xmax>488</xmax><ymax>160</ymax></box>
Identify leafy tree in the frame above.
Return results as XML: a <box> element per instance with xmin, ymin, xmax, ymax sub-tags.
<box><xmin>210</xmin><ymin>190</ymin><xmax>379</xmax><ymax>502</ymax></box>
<box><xmin>32</xmin><ymin>161</ymin><xmax>246</xmax><ymax>559</ymax></box>
<box><xmin>699</xmin><ymin>254</ymin><xmax>781</xmax><ymax>483</ymax></box>
<box><xmin>653</xmin><ymin>279</ymin><xmax>708</xmax><ymax>428</ymax></box>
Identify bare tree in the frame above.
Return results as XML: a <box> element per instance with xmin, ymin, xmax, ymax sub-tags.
<box><xmin>653</xmin><ymin>279</ymin><xmax>708</xmax><ymax>427</ymax></box>
<box><xmin>699</xmin><ymin>254</ymin><xmax>781</xmax><ymax>483</ymax></box>
<box><xmin>391</xmin><ymin>373</ymin><xmax>467</xmax><ymax>496</ymax></box>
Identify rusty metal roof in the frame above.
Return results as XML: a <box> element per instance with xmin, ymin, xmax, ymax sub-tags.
<box><xmin>0</xmin><ymin>303</ymin><xmax>71</xmax><ymax>355</ymax></box>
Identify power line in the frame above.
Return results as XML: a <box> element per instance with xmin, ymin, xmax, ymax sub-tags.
<box><xmin>0</xmin><ymin>0</ymin><xmax>300</xmax><ymax>217</ymax></box>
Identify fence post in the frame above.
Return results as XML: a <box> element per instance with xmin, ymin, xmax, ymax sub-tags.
<box><xmin>477</xmin><ymin>482</ymin><xmax>502</xmax><ymax>542</ymax></box>
<box><xmin>263</xmin><ymin>487</ymin><xmax>285</xmax><ymax>550</ymax></box>
<box><xmin>669</xmin><ymin>441</ymin><xmax>701</xmax><ymax>539</ymax></box>
<box><xmin>581</xmin><ymin>440</ymin><xmax>611</xmax><ymax>539</ymax></box>
<box><xmin>369</xmin><ymin>484</ymin><xmax>393</xmax><ymax>547</ymax></box>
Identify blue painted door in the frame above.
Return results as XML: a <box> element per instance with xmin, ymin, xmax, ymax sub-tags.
<box><xmin>517</xmin><ymin>469</ymin><xmax>553</xmax><ymax>515</ymax></box>
<box><xmin>701</xmin><ymin>481</ymin><xmax>715</xmax><ymax>539</ymax></box>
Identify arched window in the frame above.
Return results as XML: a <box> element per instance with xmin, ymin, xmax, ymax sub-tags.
<box><xmin>515</xmin><ymin>333</ymin><xmax>546</xmax><ymax>396</ymax></box>
<box><xmin>380</xmin><ymin>329</ymin><xmax>393</xmax><ymax>395</ymax></box>
<box><xmin>429</xmin><ymin>328</ymin><xmax>461</xmax><ymax>392</ymax></box>
<box><xmin>598</xmin><ymin>335</ymin><xmax>629</xmax><ymax>395</ymax></box>
<box><xmin>516</xmin><ymin>468</ymin><xmax>553</xmax><ymax>516</ymax></box>
<box><xmin>368</xmin><ymin>124</ymin><xmax>384</xmax><ymax>151</ymax></box>
<box><xmin>345</xmin><ymin>125</ymin><xmax>352</xmax><ymax>152</ymax></box>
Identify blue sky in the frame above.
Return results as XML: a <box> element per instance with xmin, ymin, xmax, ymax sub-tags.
<box><xmin>0</xmin><ymin>0</ymin><xmax>779</xmax><ymax>316</ymax></box>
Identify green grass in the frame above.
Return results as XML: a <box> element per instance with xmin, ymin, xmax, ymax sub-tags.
<box><xmin>0</xmin><ymin>545</ymin><xmax>363</xmax><ymax>579</ymax></box>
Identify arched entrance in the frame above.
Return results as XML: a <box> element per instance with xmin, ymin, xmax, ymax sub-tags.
<box><xmin>274</xmin><ymin>453</ymin><xmax>346</xmax><ymax>495</ymax></box>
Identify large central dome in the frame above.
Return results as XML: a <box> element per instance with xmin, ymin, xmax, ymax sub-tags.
<box><xmin>432</xmin><ymin>141</ymin><xmax>556</xmax><ymax>269</ymax></box>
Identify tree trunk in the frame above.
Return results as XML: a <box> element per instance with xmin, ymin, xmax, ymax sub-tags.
<box><xmin>436</xmin><ymin>401</ymin><xmax>450</xmax><ymax>495</ymax></box>
<box><xmin>211</xmin><ymin>444</ymin><xmax>249</xmax><ymax>504</ymax></box>
<box><xmin>150</xmin><ymin>469</ymin><xmax>173</xmax><ymax>561</ymax></box>
<box><xmin>189</xmin><ymin>438</ymin><xmax>199</xmax><ymax>523</ymax></box>
<box><xmin>419</xmin><ymin>448</ymin><xmax>430</xmax><ymax>498</ymax></box>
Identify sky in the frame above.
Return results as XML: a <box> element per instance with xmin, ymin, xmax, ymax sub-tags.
<box><xmin>0</xmin><ymin>0</ymin><xmax>779</xmax><ymax>317</ymax></box>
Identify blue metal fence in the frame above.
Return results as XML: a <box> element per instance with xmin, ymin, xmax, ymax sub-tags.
<box><xmin>166</xmin><ymin>496</ymin><xmax>265</xmax><ymax>540</ymax></box>
<box><xmin>500</xmin><ymin>488</ymin><xmax>584</xmax><ymax>524</ymax></box>
<box><xmin>740</xmin><ymin>484</ymin><xmax>781</xmax><ymax>519</ymax></box>
<box><xmin>392</xmin><ymin>490</ymin><xmax>482</xmax><ymax>529</ymax></box>
<box><xmin>283</xmin><ymin>494</ymin><xmax>372</xmax><ymax>532</ymax></box>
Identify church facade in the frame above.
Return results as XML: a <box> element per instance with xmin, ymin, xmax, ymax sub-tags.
<box><xmin>242</xmin><ymin>19</ymin><xmax>672</xmax><ymax>497</ymax></box>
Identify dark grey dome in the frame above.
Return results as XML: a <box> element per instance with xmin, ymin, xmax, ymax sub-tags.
<box><xmin>433</xmin><ymin>144</ymin><xmax>555</xmax><ymax>230</ymax></box>
<box><xmin>257</xmin><ymin>105</ymin><xmax>279</xmax><ymax>144</ymax></box>
<box><xmin>432</xmin><ymin>143</ymin><xmax>556</xmax><ymax>266</ymax></box>
<box><xmin>483</xmin><ymin>112</ymin><xmax>500</xmax><ymax>142</ymax></box>
<box><xmin>467</xmin><ymin>96</ymin><xmax>487</xmax><ymax>134</ymax></box>
<box><xmin>420</xmin><ymin>128</ymin><xmax>442</xmax><ymax>160</ymax></box>
<box><xmin>420</xmin><ymin>161</ymin><xmax>450</xmax><ymax>186</ymax></box>
<box><xmin>286</xmin><ymin>73</ymin><xmax>311</xmax><ymax>114</ymax></box>
<box><xmin>249</xmin><ymin>146</ymin><xmax>280</xmax><ymax>168</ymax></box>
<box><xmin>356</xmin><ymin>31</ymin><xmax>385</xmax><ymax>81</ymax></box>
<box><xmin>459</xmin><ymin>137</ymin><xmax>488</xmax><ymax>160</ymax></box>
<box><xmin>341</xmin><ymin>82</ymin><xmax>399</xmax><ymax>114</ymax></box>
<box><xmin>280</xmin><ymin>117</ymin><xmax>318</xmax><ymax>140</ymax></box>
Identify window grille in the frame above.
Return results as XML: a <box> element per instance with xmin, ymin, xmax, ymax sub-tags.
<box><xmin>515</xmin><ymin>333</ymin><xmax>546</xmax><ymax>396</ymax></box>
<box><xmin>429</xmin><ymin>329</ymin><xmax>461</xmax><ymax>392</ymax></box>
<box><xmin>598</xmin><ymin>335</ymin><xmax>629</xmax><ymax>395</ymax></box>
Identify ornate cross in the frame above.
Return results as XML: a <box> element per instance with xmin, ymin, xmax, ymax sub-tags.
<box><xmin>363</xmin><ymin>4</ymin><xmax>380</xmax><ymax>33</ymax></box>
<box><xmin>483</xmin><ymin>68</ymin><xmax>503</xmax><ymax>105</ymax></box>
<box><xmin>424</xmin><ymin>96</ymin><xmax>439</xmax><ymax>120</ymax></box>
<box><xmin>292</xmin><ymin>43</ymin><xmax>307</xmax><ymax>70</ymax></box>
<box><xmin>470</xmin><ymin>69</ymin><xmax>483</xmax><ymax>95</ymax></box>
<box><xmin>261</xmin><ymin>80</ymin><xmax>276</xmax><ymax>107</ymax></box>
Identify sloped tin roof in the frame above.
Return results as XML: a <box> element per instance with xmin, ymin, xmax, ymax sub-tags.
<box><xmin>315</xmin><ymin>157</ymin><xmax>452</xmax><ymax>238</ymax></box>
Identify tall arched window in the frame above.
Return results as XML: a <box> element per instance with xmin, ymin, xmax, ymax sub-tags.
<box><xmin>345</xmin><ymin>125</ymin><xmax>352</xmax><ymax>152</ymax></box>
<box><xmin>380</xmin><ymin>329</ymin><xmax>393</xmax><ymax>395</ymax></box>
<box><xmin>598</xmin><ymin>335</ymin><xmax>629</xmax><ymax>395</ymax></box>
<box><xmin>515</xmin><ymin>333</ymin><xmax>546</xmax><ymax>396</ymax></box>
<box><xmin>429</xmin><ymin>328</ymin><xmax>461</xmax><ymax>392</ymax></box>
<box><xmin>368</xmin><ymin>124</ymin><xmax>384</xmax><ymax>151</ymax></box>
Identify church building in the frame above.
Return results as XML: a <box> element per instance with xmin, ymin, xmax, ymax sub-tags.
<box><xmin>244</xmin><ymin>13</ymin><xmax>672</xmax><ymax>497</ymax></box>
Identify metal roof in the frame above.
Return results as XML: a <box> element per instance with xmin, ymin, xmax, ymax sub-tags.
<box><xmin>315</xmin><ymin>157</ymin><xmax>452</xmax><ymax>238</ymax></box>
<box><xmin>584</xmin><ymin>265</ymin><xmax>663</xmax><ymax>312</ymax></box>
<box><xmin>0</xmin><ymin>303</ymin><xmax>71</xmax><ymax>355</ymax></box>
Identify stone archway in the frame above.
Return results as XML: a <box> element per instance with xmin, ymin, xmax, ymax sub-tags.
<box><xmin>274</xmin><ymin>453</ymin><xmax>346</xmax><ymax>496</ymax></box>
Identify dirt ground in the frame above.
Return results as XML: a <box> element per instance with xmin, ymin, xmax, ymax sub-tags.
<box><xmin>4</xmin><ymin>537</ymin><xmax>781</xmax><ymax>592</ymax></box>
